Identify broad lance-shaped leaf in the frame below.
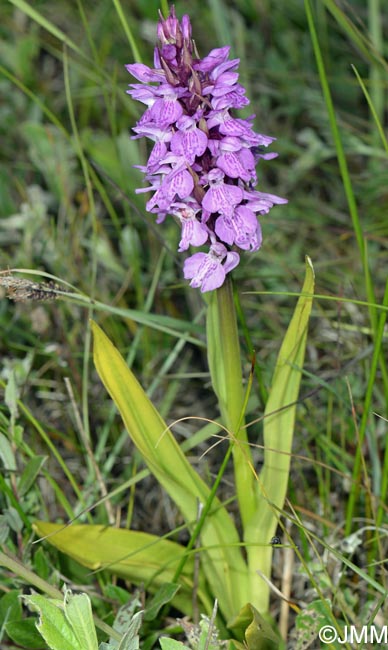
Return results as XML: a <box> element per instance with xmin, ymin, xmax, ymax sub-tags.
<box><xmin>32</xmin><ymin>523</ymin><xmax>209</xmax><ymax>616</ymax></box>
<box><xmin>64</xmin><ymin>592</ymin><xmax>99</xmax><ymax>650</ymax></box>
<box><xmin>206</xmin><ymin>277</ymin><xmax>256</xmax><ymax>530</ymax></box>
<box><xmin>22</xmin><ymin>593</ymin><xmax>85</xmax><ymax>650</ymax></box>
<box><xmin>244</xmin><ymin>256</ymin><xmax>315</xmax><ymax>612</ymax></box>
<box><xmin>68</xmin><ymin>322</ymin><xmax>248</xmax><ymax>621</ymax></box>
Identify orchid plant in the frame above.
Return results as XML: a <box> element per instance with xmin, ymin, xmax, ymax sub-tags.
<box><xmin>34</xmin><ymin>6</ymin><xmax>314</xmax><ymax>646</ymax></box>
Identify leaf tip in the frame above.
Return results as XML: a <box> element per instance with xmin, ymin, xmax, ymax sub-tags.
<box><xmin>305</xmin><ymin>255</ymin><xmax>314</xmax><ymax>272</ymax></box>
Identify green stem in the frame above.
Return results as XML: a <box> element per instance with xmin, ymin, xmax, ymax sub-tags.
<box><xmin>206</xmin><ymin>277</ymin><xmax>256</xmax><ymax>530</ymax></box>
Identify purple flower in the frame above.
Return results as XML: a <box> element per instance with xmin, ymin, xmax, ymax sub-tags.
<box><xmin>215</xmin><ymin>205</ymin><xmax>261</xmax><ymax>251</ymax></box>
<box><xmin>183</xmin><ymin>243</ymin><xmax>240</xmax><ymax>292</ymax></box>
<box><xmin>202</xmin><ymin>169</ymin><xmax>243</xmax><ymax>217</ymax></box>
<box><xmin>173</xmin><ymin>201</ymin><xmax>209</xmax><ymax>252</ymax></box>
<box><xmin>126</xmin><ymin>6</ymin><xmax>287</xmax><ymax>291</ymax></box>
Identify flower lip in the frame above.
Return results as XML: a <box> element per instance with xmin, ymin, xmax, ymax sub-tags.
<box><xmin>183</xmin><ymin>243</ymin><xmax>240</xmax><ymax>292</ymax></box>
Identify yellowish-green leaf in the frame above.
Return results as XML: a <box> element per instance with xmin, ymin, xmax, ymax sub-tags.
<box><xmin>245</xmin><ymin>257</ymin><xmax>315</xmax><ymax>612</ymax></box>
<box><xmin>33</xmin><ymin>522</ymin><xmax>208</xmax><ymax>616</ymax></box>
<box><xmin>206</xmin><ymin>278</ymin><xmax>255</xmax><ymax>530</ymax></box>
<box><xmin>52</xmin><ymin>322</ymin><xmax>250</xmax><ymax>622</ymax></box>
<box><xmin>228</xmin><ymin>603</ymin><xmax>279</xmax><ymax>650</ymax></box>
<box><xmin>91</xmin><ymin>321</ymin><xmax>208</xmax><ymax>518</ymax></box>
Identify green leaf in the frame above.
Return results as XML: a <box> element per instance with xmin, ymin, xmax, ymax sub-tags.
<box><xmin>97</xmin><ymin>609</ymin><xmax>143</xmax><ymax>650</ymax></box>
<box><xmin>245</xmin><ymin>257</ymin><xmax>315</xmax><ymax>612</ymax></box>
<box><xmin>294</xmin><ymin>599</ymin><xmax>334</xmax><ymax>649</ymax></box>
<box><xmin>0</xmin><ymin>589</ymin><xmax>22</xmax><ymax>625</ymax></box>
<box><xmin>144</xmin><ymin>583</ymin><xmax>181</xmax><ymax>622</ymax></box>
<box><xmin>89</xmin><ymin>321</ymin><xmax>249</xmax><ymax>622</ymax></box>
<box><xmin>117</xmin><ymin>610</ymin><xmax>143</xmax><ymax>650</ymax></box>
<box><xmin>33</xmin><ymin>522</ymin><xmax>207</xmax><ymax>617</ymax></box>
<box><xmin>91</xmin><ymin>321</ymin><xmax>209</xmax><ymax>517</ymax></box>
<box><xmin>104</xmin><ymin>584</ymin><xmax>137</xmax><ymax>607</ymax></box>
<box><xmin>3</xmin><ymin>506</ymin><xmax>23</xmax><ymax>533</ymax></box>
<box><xmin>0</xmin><ymin>515</ymin><xmax>9</xmax><ymax>544</ymax></box>
<box><xmin>206</xmin><ymin>278</ymin><xmax>245</xmax><ymax>433</ymax></box>
<box><xmin>0</xmin><ymin>432</ymin><xmax>16</xmax><ymax>472</ymax></box>
<box><xmin>197</xmin><ymin>615</ymin><xmax>226</xmax><ymax>650</ymax></box>
<box><xmin>64</xmin><ymin>592</ymin><xmax>99</xmax><ymax>650</ymax></box>
<box><xmin>245</xmin><ymin>607</ymin><xmax>280</xmax><ymax>650</ymax></box>
<box><xmin>33</xmin><ymin>546</ymin><xmax>52</xmax><ymax>581</ymax></box>
<box><xmin>23</xmin><ymin>593</ymin><xmax>83</xmax><ymax>650</ymax></box>
<box><xmin>228</xmin><ymin>604</ymin><xmax>280</xmax><ymax>650</ymax></box>
<box><xmin>159</xmin><ymin>639</ymin><xmax>189</xmax><ymax>650</ymax></box>
<box><xmin>206</xmin><ymin>278</ymin><xmax>256</xmax><ymax>529</ymax></box>
<box><xmin>4</xmin><ymin>370</ymin><xmax>19</xmax><ymax>423</ymax></box>
<box><xmin>18</xmin><ymin>455</ymin><xmax>47</xmax><ymax>496</ymax></box>
<box><xmin>109</xmin><ymin>594</ymin><xmax>142</xmax><ymax>638</ymax></box>
<box><xmin>4</xmin><ymin>618</ymin><xmax>47</xmax><ymax>649</ymax></box>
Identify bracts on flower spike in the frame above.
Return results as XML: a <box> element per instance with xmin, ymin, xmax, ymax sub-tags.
<box><xmin>126</xmin><ymin>5</ymin><xmax>287</xmax><ymax>292</ymax></box>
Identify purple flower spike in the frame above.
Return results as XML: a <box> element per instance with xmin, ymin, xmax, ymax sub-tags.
<box><xmin>126</xmin><ymin>6</ymin><xmax>287</xmax><ymax>291</ymax></box>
